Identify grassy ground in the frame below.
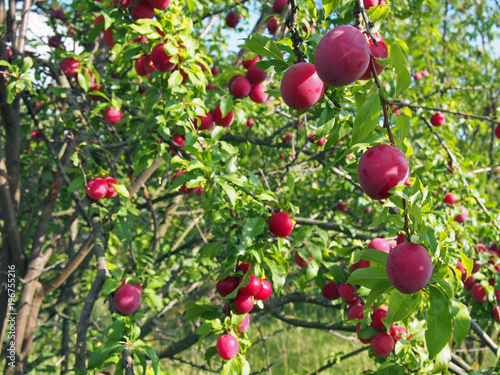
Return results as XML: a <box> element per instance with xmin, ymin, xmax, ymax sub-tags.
<box><xmin>162</xmin><ymin>302</ymin><xmax>377</xmax><ymax>374</ymax></box>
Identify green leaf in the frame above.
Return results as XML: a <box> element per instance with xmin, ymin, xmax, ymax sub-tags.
<box><xmin>385</xmin><ymin>290</ymin><xmax>421</xmax><ymax>325</ymax></box>
<box><xmin>347</xmin><ymin>267</ymin><xmax>388</xmax><ymax>289</ymax></box>
<box><xmin>425</xmin><ymin>285</ymin><xmax>452</xmax><ymax>359</ymax></box>
<box><xmin>434</xmin><ymin>344</ymin><xmax>451</xmax><ymax>373</ymax></box>
<box><xmin>184</xmin><ymin>303</ymin><xmax>217</xmax><ymax>321</ymax></box>
<box><xmin>220</xmin><ymin>96</ymin><xmax>233</xmax><ymax>118</ymax></box>
<box><xmin>244</xmin><ymin>34</ymin><xmax>285</xmax><ymax>62</ymax></box>
<box><xmin>221</xmin><ymin>358</ymin><xmax>241</xmax><ymax>375</ymax></box>
<box><xmin>105</xmin><ymin>321</ymin><xmax>125</xmax><ymax>341</ymax></box>
<box><xmin>351</xmin><ymin>92</ymin><xmax>381</xmax><ymax>146</ymax></box>
<box><xmin>201</xmin><ymin>242</ymin><xmax>223</xmax><ymax>258</ymax></box>
<box><xmin>451</xmin><ymin>300</ymin><xmax>470</xmax><ymax>345</ymax></box>
<box><xmin>315</xmin><ymin>105</ymin><xmax>336</xmax><ymax>140</ymax></box>
<box><xmin>255</xmin><ymin>59</ymin><xmax>290</xmax><ymax>73</ymax></box>
<box><xmin>322</xmin><ymin>0</ymin><xmax>341</xmax><ymax>18</ymax></box>
<box><xmin>88</xmin><ymin>341</ymin><xmax>121</xmax><ymax>369</ymax></box>
<box><xmin>359</xmin><ymin>249</ymin><xmax>389</xmax><ymax>266</ymax></box>
<box><xmin>366</xmin><ymin>5</ymin><xmax>390</xmax><ymax>34</ymax></box>
<box><xmin>102</xmin><ymin>278</ymin><xmax>122</xmax><ymax>296</ymax></box>
<box><xmin>364</xmin><ymin>280</ymin><xmax>394</xmax><ymax>314</ymax></box>
<box><xmin>264</xmin><ymin>255</ymin><xmax>288</xmax><ymax>293</ymax></box>
<box><xmin>110</xmin><ymin>183</ymin><xmax>129</xmax><ymax>199</ymax></box>
<box><xmin>77</xmin><ymin>72</ymin><xmax>90</xmax><ymax>92</ymax></box>
<box><xmin>219</xmin><ymin>181</ymin><xmax>237</xmax><ymax>206</ymax></box>
<box><xmin>395</xmin><ymin>114</ymin><xmax>410</xmax><ymax>147</ymax></box>
<box><xmin>387</xmin><ymin>41</ymin><xmax>411</xmax><ymax>99</ymax></box>
<box><xmin>143</xmin><ymin>346</ymin><xmax>160</xmax><ymax>375</ymax></box>
<box><xmin>6</xmin><ymin>81</ymin><xmax>18</xmax><ymax>104</ymax></box>
<box><xmin>241</xmin><ymin>218</ymin><xmax>266</xmax><ymax>247</ymax></box>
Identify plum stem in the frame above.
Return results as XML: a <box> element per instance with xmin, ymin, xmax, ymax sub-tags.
<box><xmin>353</xmin><ymin>0</ymin><xmax>379</xmax><ymax>46</ymax></box>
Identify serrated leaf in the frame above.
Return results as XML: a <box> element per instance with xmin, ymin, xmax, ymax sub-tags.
<box><xmin>451</xmin><ymin>300</ymin><xmax>470</xmax><ymax>345</ymax></box>
<box><xmin>351</xmin><ymin>92</ymin><xmax>381</xmax><ymax>145</ymax></box>
<box><xmin>366</xmin><ymin>5</ymin><xmax>390</xmax><ymax>34</ymax></box>
<box><xmin>220</xmin><ymin>96</ymin><xmax>233</xmax><ymax>117</ymax></box>
<box><xmin>359</xmin><ymin>249</ymin><xmax>389</xmax><ymax>266</ymax></box>
<box><xmin>88</xmin><ymin>341</ymin><xmax>121</xmax><ymax>369</ymax></box>
<box><xmin>244</xmin><ymin>34</ymin><xmax>285</xmax><ymax>62</ymax></box>
<box><xmin>110</xmin><ymin>183</ymin><xmax>129</xmax><ymax>199</ymax></box>
<box><xmin>347</xmin><ymin>267</ymin><xmax>388</xmax><ymax>289</ymax></box>
<box><xmin>322</xmin><ymin>0</ymin><xmax>341</xmax><ymax>17</ymax></box>
<box><xmin>102</xmin><ymin>278</ymin><xmax>122</xmax><ymax>296</ymax></box>
<box><xmin>386</xmin><ymin>290</ymin><xmax>421</xmax><ymax>325</ymax></box>
<box><xmin>387</xmin><ymin>41</ymin><xmax>411</xmax><ymax>99</ymax></box>
<box><xmin>426</xmin><ymin>285</ymin><xmax>452</xmax><ymax>359</ymax></box>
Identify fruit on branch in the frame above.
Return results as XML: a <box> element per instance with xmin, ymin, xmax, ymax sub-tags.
<box><xmin>422</xmin><ymin>70</ymin><xmax>430</xmax><ymax>77</ymax></box>
<box><xmin>338</xmin><ymin>282</ymin><xmax>357</xmax><ymax>302</ymax></box>
<box><xmin>249</xmin><ymin>83</ymin><xmax>269</xmax><ymax>103</ymax></box>
<box><xmin>254</xmin><ymin>279</ymin><xmax>273</xmax><ymax>300</ymax></box>
<box><xmin>267</xmin><ymin>17</ymin><xmax>277</xmax><ymax>34</ymax></box>
<box><xmin>269</xmin><ymin>211</ymin><xmax>294</xmax><ymax>238</ymax></box>
<box><xmin>351</xmin><ymin>259</ymin><xmax>371</xmax><ymax>271</ymax></box>
<box><xmin>147</xmin><ymin>0</ymin><xmax>171</xmax><ymax>10</ymax></box>
<box><xmin>336</xmin><ymin>201</ymin><xmax>348</xmax><ymax>212</ymax></box>
<box><xmin>207</xmin><ymin>83</ymin><xmax>215</xmax><ymax>90</ymax></box>
<box><xmin>246</xmin><ymin>119</ymin><xmax>254</xmax><ymax>127</ymax></box>
<box><xmin>464</xmin><ymin>276</ymin><xmax>475</xmax><ymax>290</ymax></box>
<box><xmin>430</xmin><ymin>112</ymin><xmax>446</xmax><ymax>126</ymax></box>
<box><xmin>142</xmin><ymin>54</ymin><xmax>156</xmax><ymax>74</ymax></box>
<box><xmin>135</xmin><ymin>56</ymin><xmax>149</xmax><ymax>76</ymax></box>
<box><xmin>243</xmin><ymin>55</ymin><xmax>259</xmax><ymax>69</ymax></box>
<box><xmin>273</xmin><ymin>0</ymin><xmax>288</xmax><ymax>13</ymax></box>
<box><xmin>347</xmin><ymin>303</ymin><xmax>364</xmax><ymax>320</ymax></box>
<box><xmin>368</xmin><ymin>238</ymin><xmax>391</xmax><ymax>253</ymax></box>
<box><xmin>444</xmin><ymin>193</ymin><xmax>459</xmax><ymax>205</ymax></box>
<box><xmin>247</xmin><ymin>64</ymin><xmax>267</xmax><ymax>84</ymax></box>
<box><xmin>294</xmin><ymin>251</ymin><xmax>312</xmax><ymax>268</ymax></box>
<box><xmin>413</xmin><ymin>72</ymin><xmax>423</xmax><ymax>81</ymax></box>
<box><xmin>346</xmin><ymin>297</ymin><xmax>361</xmax><ymax>306</ymax></box>
<box><xmin>51</xmin><ymin>6</ymin><xmax>66</xmax><ymax>20</ymax></box>
<box><xmin>239</xmin><ymin>275</ymin><xmax>263</xmax><ymax>296</ymax></box>
<box><xmin>495</xmin><ymin>126</ymin><xmax>500</xmax><ymax>139</ymax></box>
<box><xmin>237</xmin><ymin>315</ymin><xmax>251</xmax><ymax>333</ymax></box>
<box><xmin>102</xmin><ymin>29</ymin><xmax>115</xmax><ymax>48</ymax></box>
<box><xmin>213</xmin><ymin>106</ymin><xmax>234</xmax><ymax>127</ymax></box>
<box><xmin>196</xmin><ymin>112</ymin><xmax>214</xmax><ymax>131</ymax></box>
<box><xmin>471</xmin><ymin>283</ymin><xmax>487</xmax><ymax>303</ymax></box>
<box><xmin>60</xmin><ymin>58</ymin><xmax>80</xmax><ymax>77</ymax></box>
<box><xmin>359</xmin><ymin>33</ymin><xmax>389</xmax><ymax>80</ymax></box>
<box><xmin>216</xmin><ymin>276</ymin><xmax>239</xmax><ymax>297</ymax></box>
<box><xmin>371</xmin><ymin>306</ymin><xmax>388</xmax><ymax>331</ymax></box>
<box><xmin>113</xmin><ymin>0</ymin><xmax>133</xmax><ymax>7</ymax></box>
<box><xmin>86</xmin><ymin>178</ymin><xmax>109</xmax><ymax>200</ymax></box>
<box><xmin>309</xmin><ymin>132</ymin><xmax>326</xmax><ymax>146</ymax></box>
<box><xmin>322</xmin><ymin>281</ymin><xmax>340</xmax><ymax>300</ymax></box>
<box><xmin>363</xmin><ymin>0</ymin><xmax>386</xmax><ymax>9</ymax></box>
<box><xmin>371</xmin><ymin>332</ymin><xmax>395</xmax><ymax>357</ymax></box>
<box><xmin>104</xmin><ymin>177</ymin><xmax>118</xmax><ymax>198</ymax></box>
<box><xmin>216</xmin><ymin>334</ymin><xmax>239</xmax><ymax>360</ymax></box>
<box><xmin>314</xmin><ymin>25</ymin><xmax>370</xmax><ymax>87</ymax></box>
<box><xmin>454</xmin><ymin>205</ymin><xmax>469</xmax><ymax>223</ymax></box>
<box><xmin>211</xmin><ymin>66</ymin><xmax>219</xmax><ymax>75</ymax></box>
<box><xmin>357</xmin><ymin>323</ymin><xmax>375</xmax><ymax>344</ymax></box>
<box><xmin>151</xmin><ymin>43</ymin><xmax>176</xmax><ymax>72</ymax></box>
<box><xmin>48</xmin><ymin>36</ymin><xmax>61</xmax><ymax>48</ymax></box>
<box><xmin>225</xmin><ymin>11</ymin><xmax>240</xmax><ymax>28</ymax></box>
<box><xmin>390</xmin><ymin>325</ymin><xmax>407</xmax><ymax>341</ymax></box>
<box><xmin>132</xmin><ymin>1</ymin><xmax>155</xmax><ymax>21</ymax></box>
<box><xmin>172</xmin><ymin>170</ymin><xmax>199</xmax><ymax>194</ymax></box>
<box><xmin>493</xmin><ymin>306</ymin><xmax>500</xmax><ymax>322</ymax></box>
<box><xmin>172</xmin><ymin>134</ymin><xmax>185</xmax><ymax>148</ymax></box>
<box><xmin>386</xmin><ymin>242</ymin><xmax>433</xmax><ymax>294</ymax></box>
<box><xmin>104</xmin><ymin>107</ymin><xmax>123</xmax><ymax>125</ymax></box>
<box><xmin>229</xmin><ymin>76</ymin><xmax>252</xmax><ymax>98</ymax></box>
<box><xmin>234</xmin><ymin>293</ymin><xmax>254</xmax><ymax>314</ymax></box>
<box><xmin>238</xmin><ymin>262</ymin><xmax>251</xmax><ymax>274</ymax></box>
<box><xmin>113</xmin><ymin>283</ymin><xmax>142</xmax><ymax>315</ymax></box>
<box><xmin>280</xmin><ymin>62</ymin><xmax>325</xmax><ymax>111</ymax></box>
<box><xmin>357</xmin><ymin>144</ymin><xmax>410</xmax><ymax>200</ymax></box>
